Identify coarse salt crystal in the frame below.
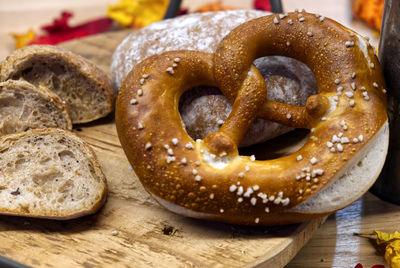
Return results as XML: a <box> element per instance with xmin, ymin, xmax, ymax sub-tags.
<box><xmin>166</xmin><ymin>67</ymin><xmax>174</xmax><ymax>74</ymax></box>
<box><xmin>185</xmin><ymin>142</ymin><xmax>194</xmax><ymax>149</ymax></box>
<box><xmin>337</xmin><ymin>144</ymin><xmax>343</xmax><ymax>152</ymax></box>
<box><xmin>310</xmin><ymin>157</ymin><xmax>317</xmax><ymax>165</ymax></box>
<box><xmin>145</xmin><ymin>142</ymin><xmax>152</xmax><ymax>150</ymax></box>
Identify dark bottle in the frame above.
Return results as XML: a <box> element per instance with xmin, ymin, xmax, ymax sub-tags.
<box><xmin>370</xmin><ymin>0</ymin><xmax>400</xmax><ymax>204</ymax></box>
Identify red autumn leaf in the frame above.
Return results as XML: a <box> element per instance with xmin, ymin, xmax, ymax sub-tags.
<box><xmin>41</xmin><ymin>11</ymin><xmax>73</xmax><ymax>33</ymax></box>
<box><xmin>29</xmin><ymin>11</ymin><xmax>113</xmax><ymax>46</ymax></box>
<box><xmin>254</xmin><ymin>0</ymin><xmax>271</xmax><ymax>11</ymax></box>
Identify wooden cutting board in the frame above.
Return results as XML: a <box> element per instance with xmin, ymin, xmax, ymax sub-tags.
<box><xmin>0</xmin><ymin>30</ymin><xmax>326</xmax><ymax>268</ymax></box>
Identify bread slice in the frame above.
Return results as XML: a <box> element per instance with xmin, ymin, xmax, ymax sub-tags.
<box><xmin>0</xmin><ymin>80</ymin><xmax>72</xmax><ymax>136</ymax></box>
<box><xmin>0</xmin><ymin>128</ymin><xmax>107</xmax><ymax>219</ymax></box>
<box><xmin>0</xmin><ymin>45</ymin><xmax>114</xmax><ymax>124</ymax></box>
<box><xmin>292</xmin><ymin>120</ymin><xmax>389</xmax><ymax>214</ymax></box>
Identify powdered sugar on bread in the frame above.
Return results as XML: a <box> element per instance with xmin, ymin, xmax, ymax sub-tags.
<box><xmin>111</xmin><ymin>10</ymin><xmax>270</xmax><ymax>89</ymax></box>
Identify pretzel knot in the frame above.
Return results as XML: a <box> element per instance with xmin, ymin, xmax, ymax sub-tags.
<box><xmin>116</xmin><ymin>11</ymin><xmax>387</xmax><ymax>225</ymax></box>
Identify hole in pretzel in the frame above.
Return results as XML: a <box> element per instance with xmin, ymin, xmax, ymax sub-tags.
<box><xmin>178</xmin><ymin>56</ymin><xmax>317</xmax><ymax>158</ymax></box>
<box><xmin>239</xmin><ymin>128</ymin><xmax>310</xmax><ymax>160</ymax></box>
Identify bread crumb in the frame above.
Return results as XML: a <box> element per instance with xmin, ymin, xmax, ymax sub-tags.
<box><xmin>111</xmin><ymin>230</ymin><xmax>119</xmax><ymax>236</ymax></box>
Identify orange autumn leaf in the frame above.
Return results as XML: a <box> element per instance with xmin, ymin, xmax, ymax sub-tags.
<box><xmin>353</xmin><ymin>0</ymin><xmax>384</xmax><ymax>30</ymax></box>
<box><xmin>107</xmin><ymin>0</ymin><xmax>169</xmax><ymax>28</ymax></box>
<box><xmin>195</xmin><ymin>1</ymin><xmax>236</xmax><ymax>12</ymax></box>
<box><xmin>11</xmin><ymin>29</ymin><xmax>35</xmax><ymax>49</ymax></box>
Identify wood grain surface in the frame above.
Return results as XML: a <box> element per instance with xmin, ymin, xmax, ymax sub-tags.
<box><xmin>0</xmin><ymin>30</ymin><xmax>330</xmax><ymax>268</ymax></box>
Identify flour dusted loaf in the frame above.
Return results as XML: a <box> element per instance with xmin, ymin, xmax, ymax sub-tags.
<box><xmin>0</xmin><ymin>80</ymin><xmax>71</xmax><ymax>136</ymax></box>
<box><xmin>0</xmin><ymin>45</ymin><xmax>114</xmax><ymax>124</ymax></box>
<box><xmin>0</xmin><ymin>128</ymin><xmax>107</xmax><ymax>219</ymax></box>
<box><xmin>111</xmin><ymin>10</ymin><xmax>318</xmax><ymax>146</ymax></box>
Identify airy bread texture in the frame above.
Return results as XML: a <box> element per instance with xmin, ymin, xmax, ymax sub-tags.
<box><xmin>0</xmin><ymin>128</ymin><xmax>107</xmax><ymax>219</ymax></box>
<box><xmin>0</xmin><ymin>80</ymin><xmax>72</xmax><ymax>136</ymax></box>
<box><xmin>0</xmin><ymin>45</ymin><xmax>114</xmax><ymax>124</ymax></box>
<box><xmin>292</xmin><ymin>121</ymin><xmax>388</xmax><ymax>213</ymax></box>
<box><xmin>111</xmin><ymin>10</ymin><xmax>318</xmax><ymax>146</ymax></box>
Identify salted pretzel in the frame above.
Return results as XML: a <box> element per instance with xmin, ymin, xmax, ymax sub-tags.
<box><xmin>116</xmin><ymin>11</ymin><xmax>387</xmax><ymax>225</ymax></box>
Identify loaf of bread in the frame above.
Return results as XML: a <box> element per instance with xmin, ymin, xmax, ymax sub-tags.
<box><xmin>0</xmin><ymin>80</ymin><xmax>71</xmax><ymax>136</ymax></box>
<box><xmin>0</xmin><ymin>45</ymin><xmax>114</xmax><ymax>124</ymax></box>
<box><xmin>111</xmin><ymin>10</ymin><xmax>318</xmax><ymax>146</ymax></box>
<box><xmin>0</xmin><ymin>128</ymin><xmax>107</xmax><ymax>219</ymax></box>
<box><xmin>179</xmin><ymin>56</ymin><xmax>317</xmax><ymax>146</ymax></box>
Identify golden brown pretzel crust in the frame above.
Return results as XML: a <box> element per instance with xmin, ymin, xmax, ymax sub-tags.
<box><xmin>116</xmin><ymin>11</ymin><xmax>387</xmax><ymax>225</ymax></box>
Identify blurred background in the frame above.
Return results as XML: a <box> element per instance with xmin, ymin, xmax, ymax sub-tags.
<box><xmin>0</xmin><ymin>0</ymin><xmax>383</xmax><ymax>60</ymax></box>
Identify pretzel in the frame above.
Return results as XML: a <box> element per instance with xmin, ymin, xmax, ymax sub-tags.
<box><xmin>116</xmin><ymin>11</ymin><xmax>387</xmax><ymax>225</ymax></box>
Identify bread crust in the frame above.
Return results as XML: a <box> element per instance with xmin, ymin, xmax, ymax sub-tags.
<box><xmin>0</xmin><ymin>128</ymin><xmax>107</xmax><ymax>220</ymax></box>
<box><xmin>0</xmin><ymin>45</ymin><xmax>114</xmax><ymax>124</ymax></box>
<box><xmin>116</xmin><ymin>11</ymin><xmax>387</xmax><ymax>225</ymax></box>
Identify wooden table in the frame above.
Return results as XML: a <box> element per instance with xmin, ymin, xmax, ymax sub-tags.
<box><xmin>0</xmin><ymin>1</ymin><xmax>398</xmax><ymax>267</ymax></box>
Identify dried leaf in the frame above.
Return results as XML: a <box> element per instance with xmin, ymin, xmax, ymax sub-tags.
<box><xmin>354</xmin><ymin>230</ymin><xmax>400</xmax><ymax>268</ymax></box>
<box><xmin>385</xmin><ymin>240</ymin><xmax>400</xmax><ymax>268</ymax></box>
<box><xmin>374</xmin><ymin>230</ymin><xmax>400</xmax><ymax>245</ymax></box>
<box><xmin>30</xmin><ymin>12</ymin><xmax>114</xmax><ymax>46</ymax></box>
<box><xmin>195</xmin><ymin>2</ymin><xmax>236</xmax><ymax>12</ymax></box>
<box><xmin>254</xmin><ymin>0</ymin><xmax>271</xmax><ymax>11</ymax></box>
<box><xmin>11</xmin><ymin>29</ymin><xmax>35</xmax><ymax>49</ymax></box>
<box><xmin>107</xmin><ymin>0</ymin><xmax>169</xmax><ymax>28</ymax></box>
